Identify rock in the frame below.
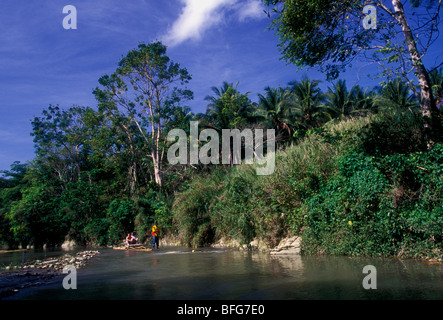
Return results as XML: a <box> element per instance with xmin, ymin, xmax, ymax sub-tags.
<box><xmin>270</xmin><ymin>236</ymin><xmax>301</xmax><ymax>255</ymax></box>
<box><xmin>249</xmin><ymin>239</ymin><xmax>259</xmax><ymax>250</ymax></box>
<box><xmin>61</xmin><ymin>239</ymin><xmax>76</xmax><ymax>250</ymax></box>
<box><xmin>247</xmin><ymin>238</ymin><xmax>271</xmax><ymax>252</ymax></box>
<box><xmin>211</xmin><ymin>237</ymin><xmax>242</xmax><ymax>250</ymax></box>
<box><xmin>1</xmin><ymin>250</ymin><xmax>101</xmax><ymax>276</ymax></box>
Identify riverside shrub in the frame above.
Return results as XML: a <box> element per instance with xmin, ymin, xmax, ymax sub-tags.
<box><xmin>301</xmin><ymin>143</ymin><xmax>443</xmax><ymax>258</ymax></box>
<box><xmin>301</xmin><ymin>152</ymin><xmax>394</xmax><ymax>256</ymax></box>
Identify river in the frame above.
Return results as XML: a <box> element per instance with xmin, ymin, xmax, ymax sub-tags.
<box><xmin>1</xmin><ymin>246</ymin><xmax>442</xmax><ymax>300</ymax></box>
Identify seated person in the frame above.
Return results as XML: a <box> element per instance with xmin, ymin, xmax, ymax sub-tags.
<box><xmin>125</xmin><ymin>233</ymin><xmax>133</xmax><ymax>246</ymax></box>
<box><xmin>130</xmin><ymin>232</ymin><xmax>139</xmax><ymax>244</ymax></box>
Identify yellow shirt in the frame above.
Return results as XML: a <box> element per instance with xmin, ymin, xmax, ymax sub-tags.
<box><xmin>152</xmin><ymin>225</ymin><xmax>158</xmax><ymax>236</ymax></box>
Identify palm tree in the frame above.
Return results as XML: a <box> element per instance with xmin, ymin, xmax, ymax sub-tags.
<box><xmin>325</xmin><ymin>79</ymin><xmax>353</xmax><ymax>120</ymax></box>
<box><xmin>429</xmin><ymin>67</ymin><xmax>443</xmax><ymax>109</ymax></box>
<box><xmin>204</xmin><ymin>81</ymin><xmax>254</xmax><ymax>129</ymax></box>
<box><xmin>203</xmin><ymin>81</ymin><xmax>255</xmax><ymax>166</ymax></box>
<box><xmin>375</xmin><ymin>78</ymin><xmax>419</xmax><ymax>112</ymax></box>
<box><xmin>204</xmin><ymin>81</ymin><xmax>233</xmax><ymax>129</ymax></box>
<box><xmin>256</xmin><ymin>86</ymin><xmax>295</xmax><ymax>138</ymax></box>
<box><xmin>288</xmin><ymin>77</ymin><xmax>331</xmax><ymax>129</ymax></box>
<box><xmin>326</xmin><ymin>80</ymin><xmax>376</xmax><ymax>119</ymax></box>
<box><xmin>349</xmin><ymin>85</ymin><xmax>376</xmax><ymax>115</ymax></box>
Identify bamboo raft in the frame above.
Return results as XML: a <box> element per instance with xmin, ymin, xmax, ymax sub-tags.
<box><xmin>0</xmin><ymin>249</ymin><xmax>27</xmax><ymax>254</ymax></box>
<box><xmin>113</xmin><ymin>244</ymin><xmax>152</xmax><ymax>252</ymax></box>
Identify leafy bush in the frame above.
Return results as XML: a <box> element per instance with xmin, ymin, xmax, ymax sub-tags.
<box><xmin>134</xmin><ymin>189</ymin><xmax>172</xmax><ymax>243</ymax></box>
<box><xmin>107</xmin><ymin>199</ymin><xmax>136</xmax><ymax>244</ymax></box>
<box><xmin>301</xmin><ymin>152</ymin><xmax>394</xmax><ymax>256</ymax></box>
<box><xmin>172</xmin><ymin>168</ymin><xmax>227</xmax><ymax>247</ymax></box>
<box><xmin>360</xmin><ymin>110</ymin><xmax>426</xmax><ymax>155</ymax></box>
<box><xmin>211</xmin><ymin>170</ymin><xmax>258</xmax><ymax>245</ymax></box>
<box><xmin>301</xmin><ymin>139</ymin><xmax>443</xmax><ymax>258</ymax></box>
<box><xmin>84</xmin><ymin>218</ymin><xmax>109</xmax><ymax>246</ymax></box>
<box><xmin>59</xmin><ymin>178</ymin><xmax>107</xmax><ymax>245</ymax></box>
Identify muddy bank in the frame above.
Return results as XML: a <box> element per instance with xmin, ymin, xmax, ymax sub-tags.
<box><xmin>0</xmin><ymin>250</ymin><xmax>99</xmax><ymax>299</ymax></box>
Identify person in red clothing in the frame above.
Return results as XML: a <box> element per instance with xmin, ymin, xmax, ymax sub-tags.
<box><xmin>125</xmin><ymin>232</ymin><xmax>138</xmax><ymax>246</ymax></box>
<box><xmin>125</xmin><ymin>233</ymin><xmax>133</xmax><ymax>246</ymax></box>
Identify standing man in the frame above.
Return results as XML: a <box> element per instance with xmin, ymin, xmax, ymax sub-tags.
<box><xmin>152</xmin><ymin>224</ymin><xmax>160</xmax><ymax>249</ymax></box>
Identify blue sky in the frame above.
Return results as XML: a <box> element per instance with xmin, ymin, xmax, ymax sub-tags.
<box><xmin>0</xmin><ymin>0</ymin><xmax>442</xmax><ymax>172</ymax></box>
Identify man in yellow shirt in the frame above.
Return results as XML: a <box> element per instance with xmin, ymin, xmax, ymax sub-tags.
<box><xmin>152</xmin><ymin>224</ymin><xmax>160</xmax><ymax>249</ymax></box>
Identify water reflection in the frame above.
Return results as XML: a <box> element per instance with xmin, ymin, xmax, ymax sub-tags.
<box><xmin>3</xmin><ymin>247</ymin><xmax>442</xmax><ymax>300</ymax></box>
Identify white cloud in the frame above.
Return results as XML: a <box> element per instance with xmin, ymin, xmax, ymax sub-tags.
<box><xmin>163</xmin><ymin>0</ymin><xmax>265</xmax><ymax>47</ymax></box>
<box><xmin>236</xmin><ymin>0</ymin><xmax>264</xmax><ymax>21</ymax></box>
<box><xmin>163</xmin><ymin>0</ymin><xmax>236</xmax><ymax>46</ymax></box>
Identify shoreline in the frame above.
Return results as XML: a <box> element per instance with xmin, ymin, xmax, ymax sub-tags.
<box><xmin>0</xmin><ymin>250</ymin><xmax>99</xmax><ymax>299</ymax></box>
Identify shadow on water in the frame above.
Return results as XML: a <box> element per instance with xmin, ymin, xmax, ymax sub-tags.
<box><xmin>3</xmin><ymin>247</ymin><xmax>443</xmax><ymax>300</ymax></box>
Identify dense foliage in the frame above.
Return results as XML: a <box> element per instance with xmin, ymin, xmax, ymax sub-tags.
<box><xmin>173</xmin><ymin>111</ymin><xmax>443</xmax><ymax>258</ymax></box>
<box><xmin>0</xmin><ymin>41</ymin><xmax>442</xmax><ymax>259</ymax></box>
<box><xmin>264</xmin><ymin>0</ymin><xmax>441</xmax><ymax>154</ymax></box>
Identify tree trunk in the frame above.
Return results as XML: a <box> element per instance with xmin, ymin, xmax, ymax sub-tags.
<box><xmin>151</xmin><ymin>149</ymin><xmax>163</xmax><ymax>188</ymax></box>
<box><xmin>121</xmin><ymin>122</ymin><xmax>139</xmax><ymax>195</ymax></box>
<box><xmin>391</xmin><ymin>0</ymin><xmax>438</xmax><ymax>148</ymax></box>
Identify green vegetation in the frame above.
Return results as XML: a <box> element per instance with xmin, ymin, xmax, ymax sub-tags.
<box><xmin>0</xmin><ymin>39</ymin><xmax>442</xmax><ymax>260</ymax></box>
<box><xmin>173</xmin><ymin>111</ymin><xmax>443</xmax><ymax>258</ymax></box>
<box><xmin>264</xmin><ymin>0</ymin><xmax>441</xmax><ymax>149</ymax></box>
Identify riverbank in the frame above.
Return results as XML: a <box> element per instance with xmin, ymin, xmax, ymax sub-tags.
<box><xmin>170</xmin><ymin>114</ymin><xmax>443</xmax><ymax>260</ymax></box>
<box><xmin>210</xmin><ymin>235</ymin><xmax>302</xmax><ymax>255</ymax></box>
<box><xmin>210</xmin><ymin>235</ymin><xmax>442</xmax><ymax>263</ymax></box>
<box><xmin>0</xmin><ymin>250</ymin><xmax>99</xmax><ymax>299</ymax></box>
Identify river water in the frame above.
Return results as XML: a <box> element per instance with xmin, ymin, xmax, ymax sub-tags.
<box><xmin>2</xmin><ymin>246</ymin><xmax>442</xmax><ymax>300</ymax></box>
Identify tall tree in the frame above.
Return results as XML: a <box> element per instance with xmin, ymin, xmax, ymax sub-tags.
<box><xmin>93</xmin><ymin>42</ymin><xmax>193</xmax><ymax>188</ymax></box>
<box><xmin>256</xmin><ymin>86</ymin><xmax>295</xmax><ymax>138</ymax></box>
<box><xmin>375</xmin><ymin>77</ymin><xmax>419</xmax><ymax>111</ymax></box>
<box><xmin>204</xmin><ymin>81</ymin><xmax>256</xmax><ymax>166</ymax></box>
<box><xmin>0</xmin><ymin>162</ymin><xmax>28</xmax><ymax>247</ymax></box>
<box><xmin>289</xmin><ymin>77</ymin><xmax>331</xmax><ymax>128</ymax></box>
<box><xmin>349</xmin><ymin>85</ymin><xmax>377</xmax><ymax>115</ymax></box>
<box><xmin>326</xmin><ymin>80</ymin><xmax>375</xmax><ymax>119</ymax></box>
<box><xmin>31</xmin><ymin>105</ymin><xmax>97</xmax><ymax>187</ymax></box>
<box><xmin>429</xmin><ymin>67</ymin><xmax>443</xmax><ymax>109</ymax></box>
<box><xmin>326</xmin><ymin>80</ymin><xmax>354</xmax><ymax>120</ymax></box>
<box><xmin>264</xmin><ymin>0</ymin><xmax>442</xmax><ymax>146</ymax></box>
<box><xmin>205</xmin><ymin>81</ymin><xmax>255</xmax><ymax>129</ymax></box>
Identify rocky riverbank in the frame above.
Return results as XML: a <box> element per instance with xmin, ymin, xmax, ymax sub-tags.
<box><xmin>0</xmin><ymin>250</ymin><xmax>99</xmax><ymax>299</ymax></box>
<box><xmin>269</xmin><ymin>236</ymin><xmax>301</xmax><ymax>255</ymax></box>
<box><xmin>211</xmin><ymin>236</ymin><xmax>302</xmax><ymax>254</ymax></box>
